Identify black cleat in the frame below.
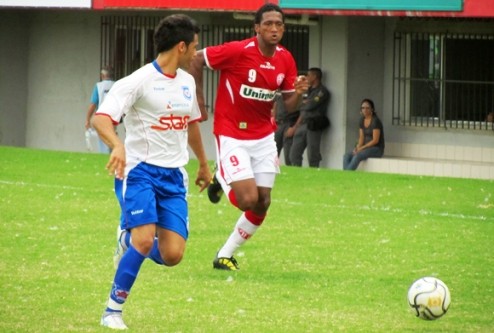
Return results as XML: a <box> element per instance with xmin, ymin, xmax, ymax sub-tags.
<box><xmin>207</xmin><ymin>174</ymin><xmax>223</xmax><ymax>204</ymax></box>
<box><xmin>213</xmin><ymin>255</ymin><xmax>239</xmax><ymax>271</ymax></box>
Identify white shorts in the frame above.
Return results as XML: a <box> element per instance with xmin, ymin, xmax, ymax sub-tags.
<box><xmin>215</xmin><ymin>134</ymin><xmax>280</xmax><ymax>188</ymax></box>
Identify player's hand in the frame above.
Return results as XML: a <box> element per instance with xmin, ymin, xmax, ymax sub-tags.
<box><xmin>294</xmin><ymin>75</ymin><xmax>309</xmax><ymax>95</ymax></box>
<box><xmin>195</xmin><ymin>163</ymin><xmax>212</xmax><ymax>192</ymax></box>
<box><xmin>106</xmin><ymin>144</ymin><xmax>126</xmax><ymax>180</ymax></box>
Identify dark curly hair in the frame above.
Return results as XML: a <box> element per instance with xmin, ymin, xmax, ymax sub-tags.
<box><xmin>154</xmin><ymin>14</ymin><xmax>200</xmax><ymax>54</ymax></box>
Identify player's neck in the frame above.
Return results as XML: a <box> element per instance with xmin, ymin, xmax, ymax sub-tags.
<box><xmin>155</xmin><ymin>53</ymin><xmax>179</xmax><ymax>76</ymax></box>
<box><xmin>256</xmin><ymin>35</ymin><xmax>276</xmax><ymax>57</ymax></box>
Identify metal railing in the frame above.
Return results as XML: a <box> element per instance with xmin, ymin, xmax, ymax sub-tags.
<box><xmin>392</xmin><ymin>31</ymin><xmax>494</xmax><ymax>131</ymax></box>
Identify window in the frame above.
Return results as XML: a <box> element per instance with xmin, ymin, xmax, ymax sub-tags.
<box><xmin>393</xmin><ymin>28</ymin><xmax>494</xmax><ymax>130</ymax></box>
<box><xmin>101</xmin><ymin>16</ymin><xmax>161</xmax><ymax>80</ymax></box>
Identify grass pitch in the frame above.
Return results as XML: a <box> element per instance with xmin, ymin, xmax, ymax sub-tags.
<box><xmin>0</xmin><ymin>146</ymin><xmax>493</xmax><ymax>332</ymax></box>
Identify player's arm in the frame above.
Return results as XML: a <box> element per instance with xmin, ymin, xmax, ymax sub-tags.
<box><xmin>187</xmin><ymin>120</ymin><xmax>211</xmax><ymax>192</ymax></box>
<box><xmin>92</xmin><ymin>114</ymin><xmax>125</xmax><ymax>179</ymax></box>
<box><xmin>188</xmin><ymin>50</ymin><xmax>208</xmax><ymax>121</ymax></box>
<box><xmin>283</xmin><ymin>76</ymin><xmax>309</xmax><ymax>112</ymax></box>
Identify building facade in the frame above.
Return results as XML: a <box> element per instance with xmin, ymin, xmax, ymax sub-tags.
<box><xmin>1</xmin><ymin>0</ymin><xmax>493</xmax><ymax>176</ymax></box>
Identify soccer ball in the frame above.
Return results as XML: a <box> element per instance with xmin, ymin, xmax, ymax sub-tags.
<box><xmin>407</xmin><ymin>277</ymin><xmax>451</xmax><ymax>320</ymax></box>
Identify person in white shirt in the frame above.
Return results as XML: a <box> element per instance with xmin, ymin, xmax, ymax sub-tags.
<box><xmin>85</xmin><ymin>67</ymin><xmax>115</xmax><ymax>153</ymax></box>
<box><xmin>92</xmin><ymin>14</ymin><xmax>211</xmax><ymax>330</ymax></box>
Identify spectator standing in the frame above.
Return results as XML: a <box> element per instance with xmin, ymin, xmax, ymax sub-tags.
<box><xmin>343</xmin><ymin>98</ymin><xmax>385</xmax><ymax>170</ymax></box>
<box><xmin>289</xmin><ymin>67</ymin><xmax>330</xmax><ymax>168</ymax></box>
<box><xmin>85</xmin><ymin>67</ymin><xmax>115</xmax><ymax>153</ymax></box>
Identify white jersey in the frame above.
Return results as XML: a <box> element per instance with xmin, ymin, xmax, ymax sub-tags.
<box><xmin>96</xmin><ymin>61</ymin><xmax>202</xmax><ymax>174</ymax></box>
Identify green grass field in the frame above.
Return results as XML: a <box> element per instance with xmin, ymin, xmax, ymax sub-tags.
<box><xmin>0</xmin><ymin>146</ymin><xmax>493</xmax><ymax>332</ymax></box>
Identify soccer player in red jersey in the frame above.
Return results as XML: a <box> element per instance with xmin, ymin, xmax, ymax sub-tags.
<box><xmin>189</xmin><ymin>3</ymin><xmax>309</xmax><ymax>270</ymax></box>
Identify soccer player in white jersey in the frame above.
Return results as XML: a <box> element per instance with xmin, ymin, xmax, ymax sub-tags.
<box><xmin>189</xmin><ymin>3</ymin><xmax>309</xmax><ymax>271</ymax></box>
<box><xmin>92</xmin><ymin>14</ymin><xmax>211</xmax><ymax>330</ymax></box>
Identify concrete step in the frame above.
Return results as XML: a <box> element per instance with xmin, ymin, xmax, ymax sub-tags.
<box><xmin>358</xmin><ymin>157</ymin><xmax>494</xmax><ymax>180</ymax></box>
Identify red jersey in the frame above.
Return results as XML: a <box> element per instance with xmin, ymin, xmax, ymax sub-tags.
<box><xmin>204</xmin><ymin>36</ymin><xmax>298</xmax><ymax>140</ymax></box>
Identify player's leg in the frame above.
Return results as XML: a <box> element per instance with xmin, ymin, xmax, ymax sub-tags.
<box><xmin>213</xmin><ymin>135</ymin><xmax>278</xmax><ymax>270</ymax></box>
<box><xmin>102</xmin><ymin>224</ymin><xmax>156</xmax><ymax>329</ymax></box>
<box><xmin>207</xmin><ymin>136</ymin><xmax>224</xmax><ymax>204</ymax></box>
<box><xmin>153</xmin><ymin>171</ymin><xmax>189</xmax><ymax>266</ymax></box>
<box><xmin>214</xmin><ymin>174</ymin><xmax>274</xmax><ymax>270</ymax></box>
<box><xmin>113</xmin><ymin>171</ymin><xmax>176</xmax><ymax>267</ymax></box>
<box><xmin>101</xmin><ymin>163</ymin><xmax>158</xmax><ymax>329</ymax></box>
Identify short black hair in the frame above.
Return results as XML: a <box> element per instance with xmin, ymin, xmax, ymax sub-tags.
<box><xmin>309</xmin><ymin>67</ymin><xmax>322</xmax><ymax>80</ymax></box>
<box><xmin>254</xmin><ymin>3</ymin><xmax>285</xmax><ymax>24</ymax></box>
<box><xmin>154</xmin><ymin>14</ymin><xmax>200</xmax><ymax>54</ymax></box>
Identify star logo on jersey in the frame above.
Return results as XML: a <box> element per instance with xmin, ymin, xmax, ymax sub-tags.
<box><xmin>260</xmin><ymin>62</ymin><xmax>275</xmax><ymax>70</ymax></box>
<box><xmin>151</xmin><ymin>114</ymin><xmax>190</xmax><ymax>131</ymax></box>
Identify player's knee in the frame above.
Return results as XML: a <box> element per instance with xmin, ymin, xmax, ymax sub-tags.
<box><xmin>236</xmin><ymin>193</ymin><xmax>259</xmax><ymax>211</ymax></box>
<box><xmin>133</xmin><ymin>237</ymin><xmax>155</xmax><ymax>256</ymax></box>
<box><xmin>162</xmin><ymin>251</ymin><xmax>184</xmax><ymax>266</ymax></box>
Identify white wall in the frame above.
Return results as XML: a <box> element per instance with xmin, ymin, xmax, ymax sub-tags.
<box><xmin>318</xmin><ymin>16</ymin><xmax>349</xmax><ymax>169</ymax></box>
<box><xmin>1</xmin><ymin>9</ymin><xmax>492</xmax><ymax>169</ymax></box>
<box><xmin>24</xmin><ymin>11</ymin><xmax>100</xmax><ymax>151</ymax></box>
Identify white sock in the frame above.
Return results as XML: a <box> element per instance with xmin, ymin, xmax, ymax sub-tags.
<box><xmin>217</xmin><ymin>213</ymin><xmax>259</xmax><ymax>258</ymax></box>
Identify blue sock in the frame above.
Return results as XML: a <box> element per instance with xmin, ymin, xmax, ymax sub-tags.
<box><xmin>148</xmin><ymin>238</ymin><xmax>165</xmax><ymax>265</ymax></box>
<box><xmin>106</xmin><ymin>246</ymin><xmax>146</xmax><ymax>312</ymax></box>
<box><xmin>124</xmin><ymin>231</ymin><xmax>131</xmax><ymax>248</ymax></box>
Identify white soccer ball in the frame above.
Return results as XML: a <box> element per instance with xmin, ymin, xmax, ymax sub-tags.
<box><xmin>407</xmin><ymin>277</ymin><xmax>451</xmax><ymax>320</ymax></box>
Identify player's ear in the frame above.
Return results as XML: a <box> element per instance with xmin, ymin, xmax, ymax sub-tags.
<box><xmin>178</xmin><ymin>41</ymin><xmax>186</xmax><ymax>54</ymax></box>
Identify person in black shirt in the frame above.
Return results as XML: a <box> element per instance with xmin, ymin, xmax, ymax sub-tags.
<box><xmin>343</xmin><ymin>98</ymin><xmax>385</xmax><ymax>170</ymax></box>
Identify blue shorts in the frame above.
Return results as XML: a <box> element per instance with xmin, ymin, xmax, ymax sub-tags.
<box><xmin>115</xmin><ymin>162</ymin><xmax>189</xmax><ymax>240</ymax></box>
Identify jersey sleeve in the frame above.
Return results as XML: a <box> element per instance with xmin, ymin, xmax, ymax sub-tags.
<box><xmin>279</xmin><ymin>52</ymin><xmax>298</xmax><ymax>93</ymax></box>
<box><xmin>203</xmin><ymin>40</ymin><xmax>243</xmax><ymax>70</ymax></box>
<box><xmin>96</xmin><ymin>77</ymin><xmax>142</xmax><ymax>125</ymax></box>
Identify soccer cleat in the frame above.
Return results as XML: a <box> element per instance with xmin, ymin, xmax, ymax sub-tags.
<box><xmin>213</xmin><ymin>255</ymin><xmax>239</xmax><ymax>271</ymax></box>
<box><xmin>207</xmin><ymin>173</ymin><xmax>223</xmax><ymax>204</ymax></box>
<box><xmin>100</xmin><ymin>311</ymin><xmax>128</xmax><ymax>330</ymax></box>
<box><xmin>113</xmin><ymin>226</ymin><xmax>128</xmax><ymax>269</ymax></box>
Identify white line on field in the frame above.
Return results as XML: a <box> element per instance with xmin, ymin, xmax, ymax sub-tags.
<box><xmin>0</xmin><ymin>180</ymin><xmax>86</xmax><ymax>191</ymax></box>
<box><xmin>2</xmin><ymin>180</ymin><xmax>490</xmax><ymax>222</ymax></box>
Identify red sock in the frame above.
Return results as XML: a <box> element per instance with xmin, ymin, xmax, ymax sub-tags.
<box><xmin>245</xmin><ymin>210</ymin><xmax>266</xmax><ymax>226</ymax></box>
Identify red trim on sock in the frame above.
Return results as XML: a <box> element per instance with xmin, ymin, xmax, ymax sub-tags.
<box><xmin>245</xmin><ymin>210</ymin><xmax>266</xmax><ymax>226</ymax></box>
